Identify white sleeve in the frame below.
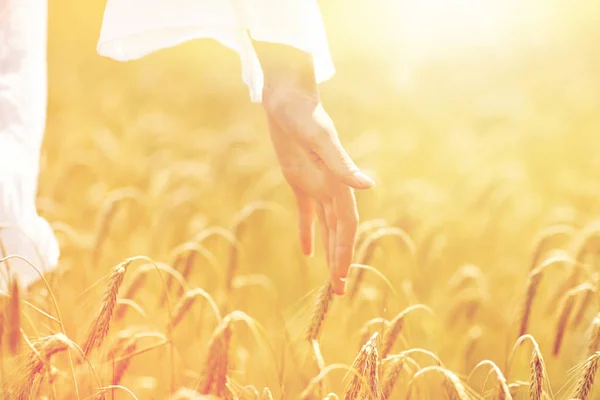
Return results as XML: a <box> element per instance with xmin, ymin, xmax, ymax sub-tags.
<box><xmin>96</xmin><ymin>0</ymin><xmax>334</xmax><ymax>102</ymax></box>
<box><xmin>0</xmin><ymin>0</ymin><xmax>59</xmax><ymax>290</ymax></box>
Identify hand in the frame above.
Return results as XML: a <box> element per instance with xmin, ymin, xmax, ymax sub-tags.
<box><xmin>263</xmin><ymin>93</ymin><xmax>373</xmax><ymax>296</ymax></box>
<box><xmin>264</xmin><ymin>112</ymin><xmax>355</xmax><ymax>295</ymax></box>
<box><xmin>255</xmin><ymin>41</ymin><xmax>374</xmax><ymax>295</ymax></box>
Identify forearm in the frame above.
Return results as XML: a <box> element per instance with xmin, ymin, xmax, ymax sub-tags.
<box><xmin>253</xmin><ymin>41</ymin><xmax>319</xmax><ymax>99</ymax></box>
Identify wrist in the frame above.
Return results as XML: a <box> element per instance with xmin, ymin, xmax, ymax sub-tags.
<box><xmin>253</xmin><ymin>41</ymin><xmax>320</xmax><ymax>104</ymax></box>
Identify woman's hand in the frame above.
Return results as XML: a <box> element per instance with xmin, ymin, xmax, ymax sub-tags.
<box><xmin>265</xmin><ymin>110</ymin><xmax>363</xmax><ymax>295</ymax></box>
<box><xmin>255</xmin><ymin>41</ymin><xmax>374</xmax><ymax>295</ymax></box>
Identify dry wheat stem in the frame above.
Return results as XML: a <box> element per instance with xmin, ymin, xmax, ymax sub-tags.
<box><xmin>588</xmin><ymin>314</ymin><xmax>600</xmax><ymax>356</ymax></box>
<box><xmin>14</xmin><ymin>333</ymin><xmax>76</xmax><ymax>399</ymax></box>
<box><xmin>305</xmin><ymin>281</ymin><xmax>334</xmax><ymax>342</ymax></box>
<box><xmin>381</xmin><ymin>356</ymin><xmax>404</xmax><ymax>399</ymax></box>
<box><xmin>530</xmin><ymin>347</ymin><xmax>545</xmax><ymax>400</ymax></box>
<box><xmin>507</xmin><ymin>337</ymin><xmax>547</xmax><ymax>400</ymax></box>
<box><xmin>529</xmin><ymin>224</ymin><xmax>576</xmax><ymax>271</ymax></box>
<box><xmin>447</xmin><ymin>264</ymin><xmax>485</xmax><ymax>294</ymax></box>
<box><xmin>554</xmin><ymin>284</ymin><xmax>596</xmax><ymax>356</ymax></box>
<box><xmin>382</xmin><ymin>304</ymin><xmax>434</xmax><ymax>358</ymax></box>
<box><xmin>407</xmin><ymin>366</ymin><xmax>468</xmax><ymax>400</ymax></box>
<box><xmin>112</xmin><ymin>340</ymin><xmax>137</xmax><ymax>386</ymax></box>
<box><xmin>0</xmin><ymin>254</ymin><xmax>85</xmax><ymax>399</ymax></box>
<box><xmin>92</xmin><ymin>188</ymin><xmax>142</xmax><ymax>267</ymax></box>
<box><xmin>345</xmin><ymin>332</ymin><xmax>380</xmax><ymax>400</ymax></box>
<box><xmin>571</xmin><ymin>352</ymin><xmax>600</xmax><ymax>400</ymax></box>
<box><xmin>357</xmin><ymin>318</ymin><xmax>390</xmax><ymax>351</ymax></box>
<box><xmin>262</xmin><ymin>387</ymin><xmax>274</xmax><ymax>400</ymax></box>
<box><xmin>202</xmin><ymin>318</ymin><xmax>233</xmax><ymax>396</ymax></box>
<box><xmin>572</xmin><ymin>286</ymin><xmax>598</xmax><ymax>328</ymax></box>
<box><xmin>311</xmin><ymin>339</ymin><xmax>327</xmax><ymax>397</ymax></box>
<box><xmin>468</xmin><ymin>360</ymin><xmax>512</xmax><ymax>400</ymax></box>
<box><xmin>348</xmin><ymin>227</ymin><xmax>416</xmax><ymax>302</ymax></box>
<box><xmin>171</xmin><ymin>287</ymin><xmax>222</xmax><ymax>328</ymax></box>
<box><xmin>83</xmin><ymin>261</ymin><xmax>129</xmax><ymax>356</ymax></box>
<box><xmin>553</xmin><ymin>290</ymin><xmax>577</xmax><ymax>356</ymax></box>
<box><xmin>519</xmin><ymin>253</ymin><xmax>573</xmax><ymax>337</ymax></box>
<box><xmin>115</xmin><ymin>265</ymin><xmax>149</xmax><ymax>320</ymax></box>
<box><xmin>162</xmin><ymin>241</ymin><xmax>220</xmax><ymax>305</ymax></box>
<box><xmin>7</xmin><ymin>277</ymin><xmax>21</xmax><ymax>355</ymax></box>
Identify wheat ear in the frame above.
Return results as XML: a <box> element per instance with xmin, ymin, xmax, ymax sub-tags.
<box><xmin>345</xmin><ymin>332</ymin><xmax>381</xmax><ymax>400</ymax></box>
<box><xmin>82</xmin><ymin>260</ymin><xmax>129</xmax><ymax>356</ymax></box>
<box><xmin>305</xmin><ymin>281</ymin><xmax>334</xmax><ymax>342</ymax></box>
<box><xmin>202</xmin><ymin>317</ymin><xmax>233</xmax><ymax>396</ymax></box>
<box><xmin>588</xmin><ymin>313</ymin><xmax>600</xmax><ymax>356</ymax></box>
<box><xmin>14</xmin><ymin>333</ymin><xmax>76</xmax><ymax>399</ymax></box>
<box><xmin>571</xmin><ymin>352</ymin><xmax>600</xmax><ymax>400</ymax></box>
<box><xmin>530</xmin><ymin>345</ymin><xmax>545</xmax><ymax>400</ymax></box>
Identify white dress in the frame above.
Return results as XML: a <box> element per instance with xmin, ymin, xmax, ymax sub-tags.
<box><xmin>0</xmin><ymin>0</ymin><xmax>334</xmax><ymax>290</ymax></box>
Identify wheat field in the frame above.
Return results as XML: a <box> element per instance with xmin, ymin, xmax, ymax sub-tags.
<box><xmin>3</xmin><ymin>0</ymin><xmax>600</xmax><ymax>399</ymax></box>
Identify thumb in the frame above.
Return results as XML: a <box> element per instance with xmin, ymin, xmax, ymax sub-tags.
<box><xmin>311</xmin><ymin>122</ymin><xmax>375</xmax><ymax>190</ymax></box>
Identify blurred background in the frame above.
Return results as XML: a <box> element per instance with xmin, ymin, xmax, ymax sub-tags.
<box><xmin>35</xmin><ymin>0</ymin><xmax>600</xmax><ymax>398</ymax></box>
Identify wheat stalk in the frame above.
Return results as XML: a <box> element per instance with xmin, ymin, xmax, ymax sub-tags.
<box><xmin>311</xmin><ymin>339</ymin><xmax>327</xmax><ymax>397</ymax></box>
<box><xmin>357</xmin><ymin>317</ymin><xmax>390</xmax><ymax>352</ymax></box>
<box><xmin>519</xmin><ymin>253</ymin><xmax>571</xmax><ymax>336</ymax></box>
<box><xmin>114</xmin><ymin>265</ymin><xmax>149</xmax><ymax>320</ymax></box>
<box><xmin>305</xmin><ymin>281</ymin><xmax>334</xmax><ymax>342</ymax></box>
<box><xmin>519</xmin><ymin>266</ymin><xmax>543</xmax><ymax>337</ymax></box>
<box><xmin>7</xmin><ymin>277</ymin><xmax>21</xmax><ymax>355</ymax></box>
<box><xmin>110</xmin><ymin>337</ymin><xmax>137</xmax><ymax>386</ymax></box>
<box><xmin>571</xmin><ymin>284</ymin><xmax>598</xmax><ymax>328</ymax></box>
<box><xmin>530</xmin><ymin>346</ymin><xmax>545</xmax><ymax>400</ymax></box>
<box><xmin>571</xmin><ymin>352</ymin><xmax>600</xmax><ymax>400</ymax></box>
<box><xmin>554</xmin><ymin>284</ymin><xmax>595</xmax><ymax>356</ymax></box>
<box><xmin>261</xmin><ymin>387</ymin><xmax>274</xmax><ymax>400</ymax></box>
<box><xmin>468</xmin><ymin>360</ymin><xmax>512</xmax><ymax>400</ymax></box>
<box><xmin>348</xmin><ymin>227</ymin><xmax>416</xmax><ymax>302</ymax></box>
<box><xmin>447</xmin><ymin>264</ymin><xmax>485</xmax><ymax>294</ymax></box>
<box><xmin>345</xmin><ymin>332</ymin><xmax>381</xmax><ymax>400</ymax></box>
<box><xmin>170</xmin><ymin>288</ymin><xmax>222</xmax><ymax>329</ymax></box>
<box><xmin>382</xmin><ymin>304</ymin><xmax>434</xmax><ymax>358</ymax></box>
<box><xmin>82</xmin><ymin>261</ymin><xmax>129</xmax><ymax>356</ymax></box>
<box><xmin>225</xmin><ymin>202</ymin><xmax>282</xmax><ymax>292</ymax></box>
<box><xmin>202</xmin><ymin>318</ymin><xmax>233</xmax><ymax>396</ymax></box>
<box><xmin>553</xmin><ymin>289</ymin><xmax>577</xmax><ymax>356</ymax></box>
<box><xmin>380</xmin><ymin>356</ymin><xmax>405</xmax><ymax>399</ymax></box>
<box><xmin>529</xmin><ymin>224</ymin><xmax>576</xmax><ymax>271</ymax></box>
<box><xmin>588</xmin><ymin>313</ymin><xmax>600</xmax><ymax>356</ymax></box>
<box><xmin>14</xmin><ymin>333</ymin><xmax>76</xmax><ymax>399</ymax></box>
<box><xmin>507</xmin><ymin>335</ymin><xmax>547</xmax><ymax>400</ymax></box>
<box><xmin>406</xmin><ymin>366</ymin><xmax>468</xmax><ymax>400</ymax></box>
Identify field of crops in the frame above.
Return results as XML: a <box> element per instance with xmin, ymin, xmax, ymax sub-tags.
<box><xmin>3</xmin><ymin>1</ymin><xmax>600</xmax><ymax>399</ymax></box>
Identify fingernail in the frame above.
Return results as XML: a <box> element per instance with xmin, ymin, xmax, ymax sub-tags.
<box><xmin>353</xmin><ymin>171</ymin><xmax>375</xmax><ymax>188</ymax></box>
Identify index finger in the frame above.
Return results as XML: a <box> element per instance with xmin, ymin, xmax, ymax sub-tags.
<box><xmin>333</xmin><ymin>185</ymin><xmax>359</xmax><ymax>282</ymax></box>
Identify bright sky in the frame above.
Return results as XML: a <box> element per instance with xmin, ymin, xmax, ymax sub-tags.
<box><xmin>329</xmin><ymin>0</ymin><xmax>560</xmax><ymax>60</ymax></box>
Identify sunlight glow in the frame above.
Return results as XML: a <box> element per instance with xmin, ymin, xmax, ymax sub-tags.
<box><xmin>399</xmin><ymin>0</ymin><xmax>512</xmax><ymax>49</ymax></box>
<box><xmin>374</xmin><ymin>0</ymin><xmax>544</xmax><ymax>58</ymax></box>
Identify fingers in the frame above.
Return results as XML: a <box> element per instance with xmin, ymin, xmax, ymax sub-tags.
<box><xmin>309</xmin><ymin>105</ymin><xmax>375</xmax><ymax>190</ymax></box>
<box><xmin>316</xmin><ymin>204</ymin><xmax>342</xmax><ymax>295</ymax></box>
<box><xmin>294</xmin><ymin>190</ymin><xmax>315</xmax><ymax>256</ymax></box>
<box><xmin>315</xmin><ymin>204</ymin><xmax>329</xmax><ymax>267</ymax></box>
<box><xmin>333</xmin><ymin>186</ymin><xmax>359</xmax><ymax>282</ymax></box>
<box><xmin>322</xmin><ymin>201</ymin><xmax>345</xmax><ymax>295</ymax></box>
